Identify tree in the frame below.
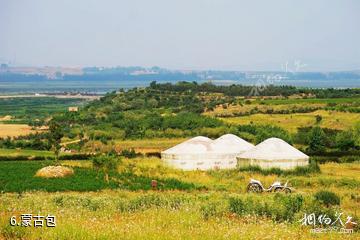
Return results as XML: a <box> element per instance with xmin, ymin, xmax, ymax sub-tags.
<box><xmin>48</xmin><ymin>120</ymin><xmax>64</xmax><ymax>162</ymax></box>
<box><xmin>335</xmin><ymin>131</ymin><xmax>355</xmax><ymax>151</ymax></box>
<box><xmin>307</xmin><ymin>126</ymin><xmax>326</xmax><ymax>153</ymax></box>
<box><xmin>353</xmin><ymin>122</ymin><xmax>360</xmax><ymax>148</ymax></box>
<box><xmin>92</xmin><ymin>154</ymin><xmax>120</xmax><ymax>183</ymax></box>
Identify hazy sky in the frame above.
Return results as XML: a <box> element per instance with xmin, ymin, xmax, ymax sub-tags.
<box><xmin>0</xmin><ymin>0</ymin><xmax>359</xmax><ymax>71</ymax></box>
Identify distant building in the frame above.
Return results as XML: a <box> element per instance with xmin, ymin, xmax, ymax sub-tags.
<box><xmin>68</xmin><ymin>107</ymin><xmax>79</xmax><ymax>112</ymax></box>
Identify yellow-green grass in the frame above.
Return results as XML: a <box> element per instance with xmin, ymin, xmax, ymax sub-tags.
<box><xmin>0</xmin><ymin>159</ymin><xmax>359</xmax><ymax>239</ymax></box>
<box><xmin>0</xmin><ymin>123</ymin><xmax>35</xmax><ymax>138</ymax></box>
<box><xmin>221</xmin><ymin>110</ymin><xmax>360</xmax><ymax>133</ymax></box>
<box><xmin>62</xmin><ymin>158</ymin><xmax>360</xmax><ymax>213</ymax></box>
<box><xmin>2</xmin><ymin>191</ymin><xmax>358</xmax><ymax>240</ymax></box>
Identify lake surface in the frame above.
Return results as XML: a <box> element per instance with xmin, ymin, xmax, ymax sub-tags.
<box><xmin>0</xmin><ymin>78</ymin><xmax>359</xmax><ymax>95</ymax></box>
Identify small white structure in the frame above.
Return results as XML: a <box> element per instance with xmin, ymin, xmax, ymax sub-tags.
<box><xmin>211</xmin><ymin>134</ymin><xmax>255</xmax><ymax>169</ymax></box>
<box><xmin>161</xmin><ymin>134</ymin><xmax>254</xmax><ymax>170</ymax></box>
<box><xmin>237</xmin><ymin>137</ymin><xmax>309</xmax><ymax>170</ymax></box>
<box><xmin>161</xmin><ymin>136</ymin><xmax>213</xmax><ymax>170</ymax></box>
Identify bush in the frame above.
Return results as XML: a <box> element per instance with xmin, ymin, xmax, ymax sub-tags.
<box><xmin>307</xmin><ymin>126</ymin><xmax>326</xmax><ymax>153</ymax></box>
<box><xmin>145</xmin><ymin>152</ymin><xmax>161</xmax><ymax>158</ymax></box>
<box><xmin>92</xmin><ymin>154</ymin><xmax>121</xmax><ymax>183</ymax></box>
<box><xmin>200</xmin><ymin>200</ymin><xmax>226</xmax><ymax>220</ymax></box>
<box><xmin>228</xmin><ymin>194</ymin><xmax>304</xmax><ymax>222</ymax></box>
<box><xmin>228</xmin><ymin>197</ymin><xmax>245</xmax><ymax>215</ymax></box>
<box><xmin>314</xmin><ymin>191</ymin><xmax>340</xmax><ymax>207</ymax></box>
<box><xmin>120</xmin><ymin>149</ymin><xmax>137</xmax><ymax>158</ymax></box>
<box><xmin>335</xmin><ymin>131</ymin><xmax>356</xmax><ymax>151</ymax></box>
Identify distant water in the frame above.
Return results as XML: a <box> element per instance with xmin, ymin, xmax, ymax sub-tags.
<box><xmin>0</xmin><ymin>78</ymin><xmax>359</xmax><ymax>95</ymax></box>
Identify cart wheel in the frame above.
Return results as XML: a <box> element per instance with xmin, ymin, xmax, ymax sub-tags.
<box><xmin>274</xmin><ymin>187</ymin><xmax>283</xmax><ymax>193</ymax></box>
<box><xmin>247</xmin><ymin>183</ymin><xmax>262</xmax><ymax>193</ymax></box>
<box><xmin>284</xmin><ymin>188</ymin><xmax>291</xmax><ymax>194</ymax></box>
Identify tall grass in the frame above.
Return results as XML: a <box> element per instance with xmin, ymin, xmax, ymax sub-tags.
<box><xmin>239</xmin><ymin>160</ymin><xmax>320</xmax><ymax>176</ymax></box>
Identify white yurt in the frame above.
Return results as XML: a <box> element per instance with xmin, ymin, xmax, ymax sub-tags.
<box><xmin>211</xmin><ymin>134</ymin><xmax>255</xmax><ymax>169</ymax></box>
<box><xmin>161</xmin><ymin>136</ymin><xmax>213</xmax><ymax>170</ymax></box>
<box><xmin>237</xmin><ymin>137</ymin><xmax>309</xmax><ymax>170</ymax></box>
<box><xmin>161</xmin><ymin>134</ymin><xmax>254</xmax><ymax>170</ymax></box>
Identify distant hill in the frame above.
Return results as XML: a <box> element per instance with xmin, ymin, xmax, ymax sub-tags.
<box><xmin>1</xmin><ymin>65</ymin><xmax>360</xmax><ymax>82</ymax></box>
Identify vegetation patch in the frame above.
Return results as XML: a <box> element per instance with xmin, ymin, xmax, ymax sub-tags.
<box><xmin>0</xmin><ymin>161</ymin><xmax>202</xmax><ymax>192</ymax></box>
<box><xmin>314</xmin><ymin>190</ymin><xmax>341</xmax><ymax>207</ymax></box>
<box><xmin>238</xmin><ymin>160</ymin><xmax>320</xmax><ymax>176</ymax></box>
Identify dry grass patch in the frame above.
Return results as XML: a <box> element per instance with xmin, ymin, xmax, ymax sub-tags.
<box><xmin>0</xmin><ymin>124</ymin><xmax>35</xmax><ymax>138</ymax></box>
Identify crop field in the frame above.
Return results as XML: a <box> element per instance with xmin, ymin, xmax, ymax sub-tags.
<box><xmin>0</xmin><ymin>124</ymin><xmax>35</xmax><ymax>138</ymax></box>
<box><xmin>0</xmin><ymin>97</ymin><xmax>86</xmax><ymax>122</ymax></box>
<box><xmin>0</xmin><ymin>159</ymin><xmax>359</xmax><ymax>239</ymax></box>
<box><xmin>0</xmin><ymin>148</ymin><xmax>53</xmax><ymax>157</ymax></box>
<box><xmin>221</xmin><ymin>110</ymin><xmax>358</xmax><ymax>133</ymax></box>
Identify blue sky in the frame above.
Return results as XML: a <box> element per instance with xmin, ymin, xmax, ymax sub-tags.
<box><xmin>0</xmin><ymin>0</ymin><xmax>359</xmax><ymax>71</ymax></box>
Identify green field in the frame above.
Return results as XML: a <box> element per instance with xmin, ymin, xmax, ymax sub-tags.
<box><xmin>0</xmin><ymin>97</ymin><xmax>86</xmax><ymax>122</ymax></box>
<box><xmin>0</xmin><ymin>159</ymin><xmax>359</xmax><ymax>239</ymax></box>
<box><xmin>0</xmin><ymin>148</ymin><xmax>53</xmax><ymax>157</ymax></box>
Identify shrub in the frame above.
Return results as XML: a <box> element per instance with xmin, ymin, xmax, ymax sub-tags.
<box><xmin>335</xmin><ymin>130</ymin><xmax>356</xmax><ymax>151</ymax></box>
<box><xmin>339</xmin><ymin>155</ymin><xmax>360</xmax><ymax>163</ymax></box>
<box><xmin>314</xmin><ymin>191</ymin><xmax>340</xmax><ymax>207</ymax></box>
<box><xmin>273</xmin><ymin>194</ymin><xmax>304</xmax><ymax>222</ymax></box>
<box><xmin>307</xmin><ymin>126</ymin><xmax>326</xmax><ymax>153</ymax></box>
<box><xmin>92</xmin><ymin>154</ymin><xmax>120</xmax><ymax>183</ymax></box>
<box><xmin>120</xmin><ymin>149</ymin><xmax>137</xmax><ymax>158</ymax></box>
<box><xmin>228</xmin><ymin>197</ymin><xmax>245</xmax><ymax>215</ymax></box>
<box><xmin>200</xmin><ymin>201</ymin><xmax>224</xmax><ymax>220</ymax></box>
<box><xmin>228</xmin><ymin>194</ymin><xmax>304</xmax><ymax>222</ymax></box>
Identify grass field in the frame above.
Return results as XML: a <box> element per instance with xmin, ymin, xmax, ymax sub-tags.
<box><xmin>0</xmin><ymin>94</ymin><xmax>359</xmax><ymax>239</ymax></box>
<box><xmin>0</xmin><ymin>159</ymin><xmax>359</xmax><ymax>239</ymax></box>
<box><xmin>0</xmin><ymin>148</ymin><xmax>53</xmax><ymax>157</ymax></box>
<box><xmin>221</xmin><ymin>110</ymin><xmax>359</xmax><ymax>133</ymax></box>
<box><xmin>114</xmin><ymin>138</ymin><xmax>187</xmax><ymax>153</ymax></box>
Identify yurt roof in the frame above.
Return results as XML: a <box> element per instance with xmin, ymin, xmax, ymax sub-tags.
<box><xmin>238</xmin><ymin>137</ymin><xmax>309</xmax><ymax>160</ymax></box>
<box><xmin>162</xmin><ymin>136</ymin><xmax>213</xmax><ymax>154</ymax></box>
<box><xmin>212</xmin><ymin>134</ymin><xmax>254</xmax><ymax>153</ymax></box>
